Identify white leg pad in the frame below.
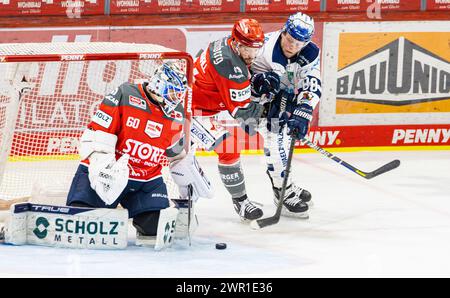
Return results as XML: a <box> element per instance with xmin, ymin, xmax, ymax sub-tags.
<box><xmin>4</xmin><ymin>203</ymin><xmax>128</xmax><ymax>249</ymax></box>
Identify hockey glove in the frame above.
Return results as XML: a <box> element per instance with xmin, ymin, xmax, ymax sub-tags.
<box><xmin>251</xmin><ymin>71</ymin><xmax>281</xmax><ymax>98</ymax></box>
<box><xmin>265</xmin><ymin>90</ymin><xmax>296</xmax><ymax>133</ymax></box>
<box><xmin>88</xmin><ymin>153</ymin><xmax>130</xmax><ymax>205</ymax></box>
<box><xmin>287</xmin><ymin>98</ymin><xmax>313</xmax><ymax>140</ymax></box>
<box><xmin>234</xmin><ymin>101</ymin><xmax>265</xmax><ymax>136</ymax></box>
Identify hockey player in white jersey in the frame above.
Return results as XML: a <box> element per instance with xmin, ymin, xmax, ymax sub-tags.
<box><xmin>247</xmin><ymin>12</ymin><xmax>321</xmax><ymax>218</ymax></box>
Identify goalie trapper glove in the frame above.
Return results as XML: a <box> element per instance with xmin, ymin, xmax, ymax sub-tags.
<box><xmin>88</xmin><ymin>153</ymin><xmax>130</xmax><ymax>205</ymax></box>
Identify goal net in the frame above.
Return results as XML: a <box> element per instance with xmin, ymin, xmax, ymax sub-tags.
<box><xmin>0</xmin><ymin>42</ymin><xmax>192</xmax><ymax>204</ymax></box>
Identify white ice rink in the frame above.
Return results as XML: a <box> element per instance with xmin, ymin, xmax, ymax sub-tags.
<box><xmin>1</xmin><ymin>149</ymin><xmax>450</xmax><ymax>277</ymax></box>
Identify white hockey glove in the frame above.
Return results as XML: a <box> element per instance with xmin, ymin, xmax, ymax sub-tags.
<box><xmin>88</xmin><ymin>153</ymin><xmax>130</xmax><ymax>206</ymax></box>
<box><xmin>170</xmin><ymin>149</ymin><xmax>213</xmax><ymax>201</ymax></box>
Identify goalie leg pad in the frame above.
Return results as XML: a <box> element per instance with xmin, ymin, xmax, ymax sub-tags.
<box><xmin>4</xmin><ymin>203</ymin><xmax>128</xmax><ymax>249</ymax></box>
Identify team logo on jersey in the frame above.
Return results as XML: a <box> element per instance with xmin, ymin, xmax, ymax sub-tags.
<box><xmin>92</xmin><ymin>110</ymin><xmax>113</xmax><ymax>129</ymax></box>
<box><xmin>229</xmin><ymin>66</ymin><xmax>245</xmax><ymax>80</ymax></box>
<box><xmin>145</xmin><ymin>120</ymin><xmax>164</xmax><ymax>138</ymax></box>
<box><xmin>129</xmin><ymin>95</ymin><xmax>147</xmax><ymax>110</ymax></box>
<box><xmin>123</xmin><ymin>139</ymin><xmax>165</xmax><ymax>163</ymax></box>
<box><xmin>229</xmin><ymin>86</ymin><xmax>251</xmax><ymax>102</ymax></box>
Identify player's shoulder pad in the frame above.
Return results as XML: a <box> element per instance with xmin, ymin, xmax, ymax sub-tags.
<box><xmin>101</xmin><ymin>83</ymin><xmax>129</xmax><ymax>107</ymax></box>
<box><xmin>162</xmin><ymin>103</ymin><xmax>185</xmax><ymax>124</ymax></box>
<box><xmin>296</xmin><ymin>42</ymin><xmax>320</xmax><ymax>68</ymax></box>
<box><xmin>118</xmin><ymin>83</ymin><xmax>153</xmax><ymax>112</ymax></box>
<box><xmin>209</xmin><ymin>37</ymin><xmax>249</xmax><ymax>84</ymax></box>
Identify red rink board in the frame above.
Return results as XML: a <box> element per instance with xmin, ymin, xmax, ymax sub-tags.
<box><xmin>326</xmin><ymin>0</ymin><xmax>421</xmax><ymax>12</ymax></box>
<box><xmin>110</xmin><ymin>0</ymin><xmax>240</xmax><ymax>14</ymax></box>
<box><xmin>227</xmin><ymin>124</ymin><xmax>450</xmax><ymax>152</ymax></box>
<box><xmin>426</xmin><ymin>0</ymin><xmax>450</xmax><ymax>10</ymax></box>
<box><xmin>0</xmin><ymin>0</ymin><xmax>105</xmax><ymax>17</ymax></box>
<box><xmin>245</xmin><ymin>0</ymin><xmax>321</xmax><ymax>13</ymax></box>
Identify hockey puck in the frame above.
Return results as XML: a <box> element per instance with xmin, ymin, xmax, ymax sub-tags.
<box><xmin>215</xmin><ymin>243</ymin><xmax>227</xmax><ymax>250</ymax></box>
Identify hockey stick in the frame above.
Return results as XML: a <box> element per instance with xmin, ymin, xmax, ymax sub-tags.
<box><xmin>187</xmin><ymin>184</ymin><xmax>193</xmax><ymax>246</ymax></box>
<box><xmin>302</xmin><ymin>138</ymin><xmax>400</xmax><ymax>179</ymax></box>
<box><xmin>250</xmin><ymin>135</ymin><xmax>297</xmax><ymax>230</ymax></box>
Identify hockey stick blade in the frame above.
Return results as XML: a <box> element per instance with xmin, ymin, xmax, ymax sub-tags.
<box><xmin>251</xmin><ymin>216</ymin><xmax>280</xmax><ymax>230</ymax></box>
<box><xmin>361</xmin><ymin>159</ymin><xmax>401</xmax><ymax>179</ymax></box>
<box><xmin>302</xmin><ymin>138</ymin><xmax>401</xmax><ymax>180</ymax></box>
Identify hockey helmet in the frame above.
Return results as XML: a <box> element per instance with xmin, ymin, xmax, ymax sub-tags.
<box><xmin>283</xmin><ymin>12</ymin><xmax>315</xmax><ymax>42</ymax></box>
<box><xmin>147</xmin><ymin>62</ymin><xmax>187</xmax><ymax>116</ymax></box>
<box><xmin>231</xmin><ymin>18</ymin><xmax>265</xmax><ymax>48</ymax></box>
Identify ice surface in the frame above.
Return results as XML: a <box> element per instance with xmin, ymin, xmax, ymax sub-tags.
<box><xmin>1</xmin><ymin>150</ymin><xmax>450</xmax><ymax>277</ymax></box>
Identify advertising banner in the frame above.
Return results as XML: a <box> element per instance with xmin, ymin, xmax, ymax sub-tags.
<box><xmin>426</xmin><ymin>0</ymin><xmax>450</xmax><ymax>11</ymax></box>
<box><xmin>326</xmin><ymin>0</ymin><xmax>421</xmax><ymax>12</ymax></box>
<box><xmin>0</xmin><ymin>0</ymin><xmax>104</xmax><ymax>17</ymax></box>
<box><xmin>303</xmin><ymin>125</ymin><xmax>450</xmax><ymax>148</ymax></box>
<box><xmin>220</xmin><ymin>123</ymin><xmax>450</xmax><ymax>152</ymax></box>
<box><xmin>110</xmin><ymin>0</ymin><xmax>240</xmax><ymax>14</ymax></box>
<box><xmin>245</xmin><ymin>0</ymin><xmax>321</xmax><ymax>13</ymax></box>
<box><xmin>321</xmin><ymin>21</ymin><xmax>450</xmax><ymax>126</ymax></box>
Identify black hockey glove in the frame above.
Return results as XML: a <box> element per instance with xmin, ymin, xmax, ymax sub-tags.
<box><xmin>234</xmin><ymin>101</ymin><xmax>265</xmax><ymax>136</ymax></box>
<box><xmin>251</xmin><ymin>71</ymin><xmax>281</xmax><ymax>98</ymax></box>
<box><xmin>286</xmin><ymin>93</ymin><xmax>314</xmax><ymax>140</ymax></box>
<box><xmin>265</xmin><ymin>90</ymin><xmax>295</xmax><ymax>133</ymax></box>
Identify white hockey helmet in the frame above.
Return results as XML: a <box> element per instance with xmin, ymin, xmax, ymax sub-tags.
<box><xmin>147</xmin><ymin>62</ymin><xmax>187</xmax><ymax>116</ymax></box>
<box><xmin>283</xmin><ymin>12</ymin><xmax>315</xmax><ymax>43</ymax></box>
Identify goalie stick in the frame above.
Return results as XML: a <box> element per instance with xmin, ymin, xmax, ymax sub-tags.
<box><xmin>250</xmin><ymin>135</ymin><xmax>297</xmax><ymax>230</ymax></box>
<box><xmin>302</xmin><ymin>138</ymin><xmax>400</xmax><ymax>179</ymax></box>
<box><xmin>187</xmin><ymin>184</ymin><xmax>193</xmax><ymax>246</ymax></box>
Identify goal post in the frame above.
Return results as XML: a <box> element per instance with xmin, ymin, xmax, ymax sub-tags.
<box><xmin>0</xmin><ymin>42</ymin><xmax>193</xmax><ymax>203</ymax></box>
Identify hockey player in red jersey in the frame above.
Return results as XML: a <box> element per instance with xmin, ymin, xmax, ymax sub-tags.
<box><xmin>66</xmin><ymin>62</ymin><xmax>213</xmax><ymax>249</ymax></box>
<box><xmin>191</xmin><ymin>19</ymin><xmax>280</xmax><ymax>221</ymax></box>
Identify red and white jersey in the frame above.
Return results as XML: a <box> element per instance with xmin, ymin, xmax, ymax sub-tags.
<box><xmin>81</xmin><ymin>82</ymin><xmax>185</xmax><ymax>182</ymax></box>
<box><xmin>193</xmin><ymin>36</ymin><xmax>252</xmax><ymax>117</ymax></box>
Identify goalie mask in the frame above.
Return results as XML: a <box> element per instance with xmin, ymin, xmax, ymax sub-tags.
<box><xmin>147</xmin><ymin>62</ymin><xmax>188</xmax><ymax>116</ymax></box>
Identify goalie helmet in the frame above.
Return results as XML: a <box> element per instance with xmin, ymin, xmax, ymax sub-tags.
<box><xmin>231</xmin><ymin>18</ymin><xmax>264</xmax><ymax>48</ymax></box>
<box><xmin>284</xmin><ymin>12</ymin><xmax>315</xmax><ymax>43</ymax></box>
<box><xmin>147</xmin><ymin>62</ymin><xmax>188</xmax><ymax>116</ymax></box>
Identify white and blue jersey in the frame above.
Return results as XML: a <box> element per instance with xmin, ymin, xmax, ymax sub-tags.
<box><xmin>251</xmin><ymin>30</ymin><xmax>322</xmax><ymax>109</ymax></box>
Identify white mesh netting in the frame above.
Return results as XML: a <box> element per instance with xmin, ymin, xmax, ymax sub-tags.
<box><xmin>0</xmin><ymin>42</ymin><xmax>188</xmax><ymax>203</ymax></box>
